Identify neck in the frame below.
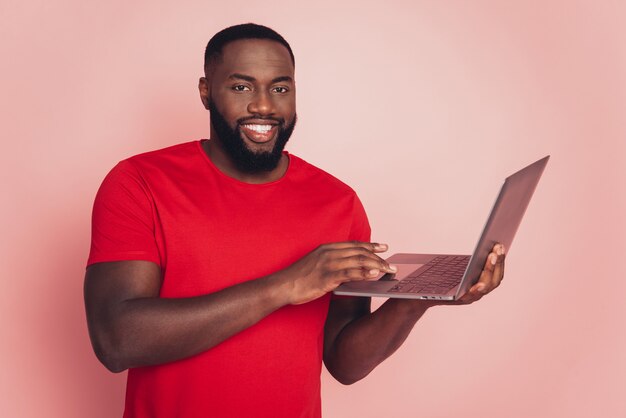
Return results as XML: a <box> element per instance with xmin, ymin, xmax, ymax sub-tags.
<box><xmin>201</xmin><ymin>139</ymin><xmax>289</xmax><ymax>184</ymax></box>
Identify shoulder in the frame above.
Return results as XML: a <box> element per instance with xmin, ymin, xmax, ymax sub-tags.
<box><xmin>96</xmin><ymin>141</ymin><xmax>202</xmax><ymax>199</ymax></box>
<box><xmin>124</xmin><ymin>141</ymin><xmax>199</xmax><ymax>170</ymax></box>
<box><xmin>288</xmin><ymin>153</ymin><xmax>358</xmax><ymax>197</ymax></box>
<box><xmin>102</xmin><ymin>140</ymin><xmax>203</xmax><ymax>185</ymax></box>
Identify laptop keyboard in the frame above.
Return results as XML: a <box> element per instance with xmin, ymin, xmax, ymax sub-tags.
<box><xmin>388</xmin><ymin>255</ymin><xmax>470</xmax><ymax>294</ymax></box>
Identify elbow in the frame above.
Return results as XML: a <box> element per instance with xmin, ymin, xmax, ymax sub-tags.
<box><xmin>95</xmin><ymin>349</ymin><xmax>128</xmax><ymax>374</ymax></box>
<box><xmin>89</xmin><ymin>331</ymin><xmax>130</xmax><ymax>373</ymax></box>
<box><xmin>330</xmin><ymin>370</ymin><xmax>370</xmax><ymax>386</ymax></box>
<box><xmin>334</xmin><ymin>375</ymin><xmax>359</xmax><ymax>386</ymax></box>
<box><xmin>86</xmin><ymin>310</ymin><xmax>134</xmax><ymax>373</ymax></box>
<box><xmin>325</xmin><ymin>360</ymin><xmax>372</xmax><ymax>386</ymax></box>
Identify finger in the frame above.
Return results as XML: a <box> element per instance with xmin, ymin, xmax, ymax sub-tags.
<box><xmin>483</xmin><ymin>244</ymin><xmax>505</xmax><ymax>290</ymax></box>
<box><xmin>458</xmin><ymin>279</ymin><xmax>489</xmax><ymax>303</ymax></box>
<box><xmin>322</xmin><ymin>241</ymin><xmax>389</xmax><ymax>253</ymax></box>
<box><xmin>461</xmin><ymin>247</ymin><xmax>506</xmax><ymax>301</ymax></box>
<box><xmin>335</xmin><ymin>266</ymin><xmax>389</xmax><ymax>283</ymax></box>
<box><xmin>329</xmin><ymin>249</ymin><xmax>397</xmax><ymax>274</ymax></box>
<box><xmin>457</xmin><ymin>293</ymin><xmax>479</xmax><ymax>304</ymax></box>
<box><xmin>321</xmin><ymin>244</ymin><xmax>396</xmax><ymax>271</ymax></box>
<box><xmin>458</xmin><ymin>244</ymin><xmax>506</xmax><ymax>303</ymax></box>
<box><xmin>492</xmin><ymin>244</ymin><xmax>506</xmax><ymax>288</ymax></box>
<box><xmin>469</xmin><ymin>252</ymin><xmax>498</xmax><ymax>295</ymax></box>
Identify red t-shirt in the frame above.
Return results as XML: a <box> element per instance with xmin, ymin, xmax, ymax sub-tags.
<box><xmin>88</xmin><ymin>140</ymin><xmax>370</xmax><ymax>418</ymax></box>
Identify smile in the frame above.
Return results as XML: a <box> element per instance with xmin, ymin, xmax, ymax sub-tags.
<box><xmin>242</xmin><ymin>124</ymin><xmax>275</xmax><ymax>133</ymax></box>
<box><xmin>240</xmin><ymin>123</ymin><xmax>278</xmax><ymax>144</ymax></box>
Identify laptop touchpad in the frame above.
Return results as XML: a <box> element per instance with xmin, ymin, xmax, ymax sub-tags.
<box><xmin>383</xmin><ymin>263</ymin><xmax>423</xmax><ymax>281</ymax></box>
<box><xmin>352</xmin><ymin>263</ymin><xmax>423</xmax><ymax>284</ymax></box>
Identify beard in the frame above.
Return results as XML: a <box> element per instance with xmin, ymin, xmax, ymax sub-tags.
<box><xmin>208</xmin><ymin>100</ymin><xmax>297</xmax><ymax>174</ymax></box>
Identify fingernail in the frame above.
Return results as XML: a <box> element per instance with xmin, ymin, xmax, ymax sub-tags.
<box><xmin>369</xmin><ymin>269</ymin><xmax>380</xmax><ymax>276</ymax></box>
<box><xmin>491</xmin><ymin>254</ymin><xmax>497</xmax><ymax>265</ymax></box>
<box><xmin>375</xmin><ymin>243</ymin><xmax>388</xmax><ymax>251</ymax></box>
<box><xmin>477</xmin><ymin>284</ymin><xmax>486</xmax><ymax>292</ymax></box>
<box><xmin>389</xmin><ymin>265</ymin><xmax>398</xmax><ymax>273</ymax></box>
<box><xmin>497</xmin><ymin>246</ymin><xmax>503</xmax><ymax>256</ymax></box>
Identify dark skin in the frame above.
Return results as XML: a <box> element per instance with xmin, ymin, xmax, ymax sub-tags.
<box><xmin>84</xmin><ymin>39</ymin><xmax>506</xmax><ymax>382</ymax></box>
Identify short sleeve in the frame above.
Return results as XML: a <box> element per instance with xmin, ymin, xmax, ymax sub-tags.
<box><xmin>87</xmin><ymin>160</ymin><xmax>161</xmax><ymax>266</ymax></box>
<box><xmin>348</xmin><ymin>193</ymin><xmax>371</xmax><ymax>242</ymax></box>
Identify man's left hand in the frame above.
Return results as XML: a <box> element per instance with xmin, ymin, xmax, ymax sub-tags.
<box><xmin>457</xmin><ymin>243</ymin><xmax>506</xmax><ymax>303</ymax></box>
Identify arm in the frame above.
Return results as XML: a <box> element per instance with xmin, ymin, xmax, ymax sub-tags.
<box><xmin>84</xmin><ymin>242</ymin><xmax>396</xmax><ymax>373</ymax></box>
<box><xmin>84</xmin><ymin>260</ymin><xmax>290</xmax><ymax>373</ymax></box>
<box><xmin>323</xmin><ymin>243</ymin><xmax>506</xmax><ymax>384</ymax></box>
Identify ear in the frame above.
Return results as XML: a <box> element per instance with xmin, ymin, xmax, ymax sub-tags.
<box><xmin>198</xmin><ymin>77</ymin><xmax>210</xmax><ymax>110</ymax></box>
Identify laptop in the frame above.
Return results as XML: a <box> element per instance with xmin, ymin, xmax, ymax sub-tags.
<box><xmin>334</xmin><ymin>155</ymin><xmax>550</xmax><ymax>301</ymax></box>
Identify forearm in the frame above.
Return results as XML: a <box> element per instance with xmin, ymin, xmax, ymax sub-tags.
<box><xmin>92</xmin><ymin>274</ymin><xmax>290</xmax><ymax>372</ymax></box>
<box><xmin>325</xmin><ymin>299</ymin><xmax>436</xmax><ymax>384</ymax></box>
<box><xmin>86</xmin><ymin>242</ymin><xmax>396</xmax><ymax>373</ymax></box>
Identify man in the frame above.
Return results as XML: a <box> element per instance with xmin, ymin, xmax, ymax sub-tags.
<box><xmin>84</xmin><ymin>23</ymin><xmax>505</xmax><ymax>418</ymax></box>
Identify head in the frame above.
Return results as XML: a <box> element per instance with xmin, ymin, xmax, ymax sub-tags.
<box><xmin>199</xmin><ymin>23</ymin><xmax>297</xmax><ymax>174</ymax></box>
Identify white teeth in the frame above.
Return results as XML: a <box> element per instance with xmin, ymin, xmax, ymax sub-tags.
<box><xmin>243</xmin><ymin>124</ymin><xmax>273</xmax><ymax>133</ymax></box>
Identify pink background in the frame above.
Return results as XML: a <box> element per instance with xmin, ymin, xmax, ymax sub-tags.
<box><xmin>1</xmin><ymin>1</ymin><xmax>625</xmax><ymax>417</ymax></box>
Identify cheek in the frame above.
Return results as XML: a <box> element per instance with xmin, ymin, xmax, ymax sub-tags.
<box><xmin>277</xmin><ymin>96</ymin><xmax>296</xmax><ymax>117</ymax></box>
<box><xmin>214</xmin><ymin>93</ymin><xmax>248</xmax><ymax>123</ymax></box>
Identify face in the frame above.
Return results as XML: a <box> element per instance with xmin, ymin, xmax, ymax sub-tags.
<box><xmin>200</xmin><ymin>39</ymin><xmax>297</xmax><ymax>173</ymax></box>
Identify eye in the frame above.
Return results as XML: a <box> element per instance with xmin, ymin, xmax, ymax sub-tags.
<box><xmin>232</xmin><ymin>84</ymin><xmax>251</xmax><ymax>92</ymax></box>
<box><xmin>272</xmin><ymin>86</ymin><xmax>289</xmax><ymax>94</ymax></box>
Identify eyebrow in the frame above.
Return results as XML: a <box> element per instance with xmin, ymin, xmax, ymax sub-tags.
<box><xmin>229</xmin><ymin>73</ymin><xmax>293</xmax><ymax>83</ymax></box>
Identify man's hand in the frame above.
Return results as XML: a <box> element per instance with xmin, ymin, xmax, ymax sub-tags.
<box><xmin>323</xmin><ymin>243</ymin><xmax>506</xmax><ymax>384</ymax></box>
<box><xmin>276</xmin><ymin>241</ymin><xmax>397</xmax><ymax>305</ymax></box>
<box><xmin>457</xmin><ymin>243</ymin><xmax>506</xmax><ymax>303</ymax></box>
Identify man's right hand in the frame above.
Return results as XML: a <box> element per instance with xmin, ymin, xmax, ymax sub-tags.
<box><xmin>276</xmin><ymin>242</ymin><xmax>398</xmax><ymax>305</ymax></box>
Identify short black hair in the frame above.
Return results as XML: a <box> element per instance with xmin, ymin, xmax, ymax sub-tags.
<box><xmin>204</xmin><ymin>23</ymin><xmax>295</xmax><ymax>75</ymax></box>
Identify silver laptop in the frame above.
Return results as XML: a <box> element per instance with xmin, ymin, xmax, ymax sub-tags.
<box><xmin>334</xmin><ymin>156</ymin><xmax>549</xmax><ymax>301</ymax></box>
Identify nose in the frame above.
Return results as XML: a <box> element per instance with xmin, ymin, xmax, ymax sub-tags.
<box><xmin>247</xmin><ymin>91</ymin><xmax>275</xmax><ymax>116</ymax></box>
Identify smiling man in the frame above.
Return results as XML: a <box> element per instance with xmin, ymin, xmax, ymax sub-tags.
<box><xmin>84</xmin><ymin>24</ymin><xmax>505</xmax><ymax>418</ymax></box>
<box><xmin>200</xmin><ymin>31</ymin><xmax>296</xmax><ymax>181</ymax></box>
